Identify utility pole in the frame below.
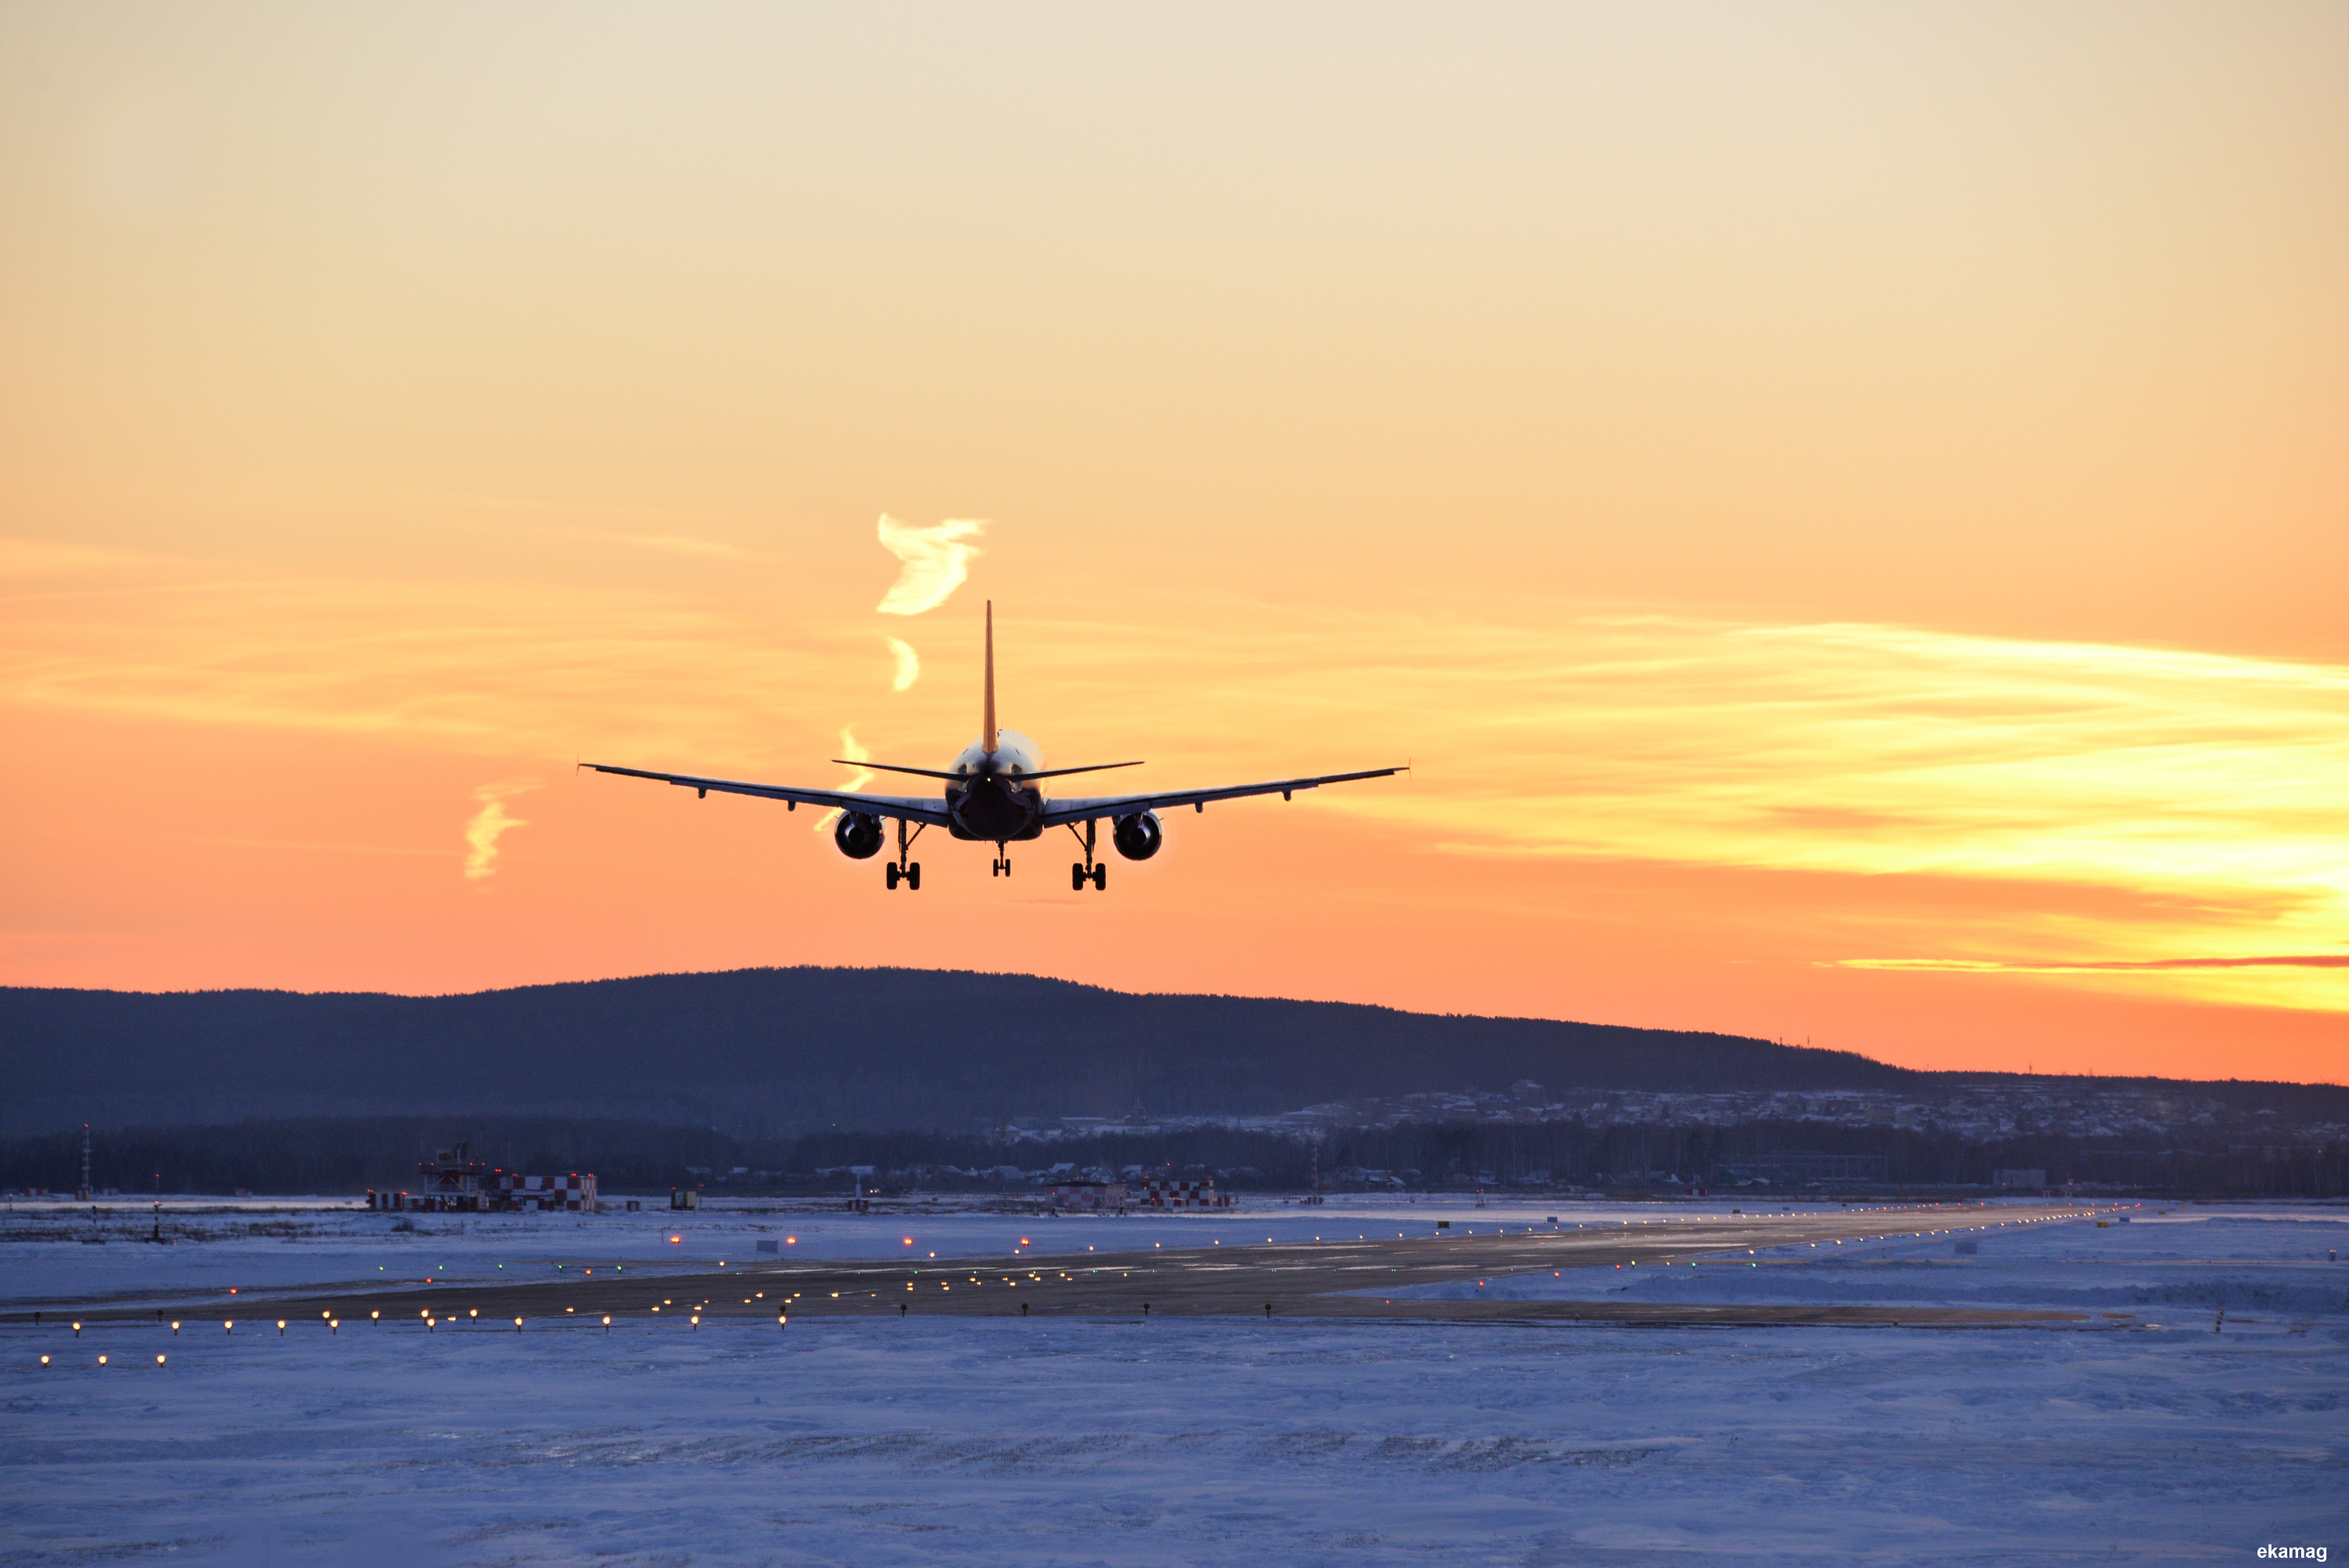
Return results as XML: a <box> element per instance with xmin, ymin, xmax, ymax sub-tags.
<box><xmin>78</xmin><ymin>1123</ymin><xmax>92</xmax><ymax>1202</ymax></box>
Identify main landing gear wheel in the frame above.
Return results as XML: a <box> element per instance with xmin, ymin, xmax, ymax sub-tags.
<box><xmin>885</xmin><ymin>864</ymin><xmax>898</xmax><ymax>890</ymax></box>
<box><xmin>1071</xmin><ymin>862</ymin><xmax>1086</xmax><ymax>892</ymax></box>
<box><xmin>1091</xmin><ymin>864</ymin><xmax>1106</xmax><ymax>891</ymax></box>
<box><xmin>884</xmin><ymin>818</ymin><xmax>923</xmax><ymax>891</ymax></box>
<box><xmin>1072</xmin><ymin>862</ymin><xmax>1108</xmax><ymax>891</ymax></box>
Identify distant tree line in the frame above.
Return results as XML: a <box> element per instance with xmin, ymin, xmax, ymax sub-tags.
<box><xmin>2</xmin><ymin>1115</ymin><xmax>2342</xmax><ymax>1199</ymax></box>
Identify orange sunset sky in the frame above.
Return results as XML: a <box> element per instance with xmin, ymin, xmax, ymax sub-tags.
<box><xmin>3</xmin><ymin>4</ymin><xmax>2344</xmax><ymax>1083</ymax></box>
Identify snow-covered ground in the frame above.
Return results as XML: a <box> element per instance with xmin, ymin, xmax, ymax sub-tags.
<box><xmin>1380</xmin><ymin>1204</ymin><xmax>2349</xmax><ymax>1327</ymax></box>
<box><xmin>3</xmin><ymin>1198</ymin><xmax>2344</xmax><ymax>1565</ymax></box>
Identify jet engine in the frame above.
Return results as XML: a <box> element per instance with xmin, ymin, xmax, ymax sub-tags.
<box><xmin>833</xmin><ymin>811</ymin><xmax>884</xmax><ymax>859</ymax></box>
<box><xmin>1111</xmin><ymin>810</ymin><xmax>1163</xmax><ymax>861</ymax></box>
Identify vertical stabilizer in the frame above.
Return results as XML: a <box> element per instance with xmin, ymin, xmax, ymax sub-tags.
<box><xmin>982</xmin><ymin>601</ymin><xmax>998</xmax><ymax>754</ymax></box>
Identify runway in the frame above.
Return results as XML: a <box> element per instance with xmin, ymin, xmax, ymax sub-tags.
<box><xmin>103</xmin><ymin>1201</ymin><xmax>2107</xmax><ymax>1330</ymax></box>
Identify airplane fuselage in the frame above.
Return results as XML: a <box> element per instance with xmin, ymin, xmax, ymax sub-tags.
<box><xmin>944</xmin><ymin>728</ymin><xmax>1047</xmax><ymax>841</ymax></box>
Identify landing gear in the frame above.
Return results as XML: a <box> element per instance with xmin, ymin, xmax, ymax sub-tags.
<box><xmin>991</xmin><ymin>850</ymin><xmax>1011</xmax><ymax>876</ymax></box>
<box><xmin>1065</xmin><ymin>819</ymin><xmax>1107</xmax><ymax>891</ymax></box>
<box><xmin>886</xmin><ymin>818</ymin><xmax>924</xmax><ymax>891</ymax></box>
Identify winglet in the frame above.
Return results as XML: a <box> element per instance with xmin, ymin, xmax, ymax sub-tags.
<box><xmin>982</xmin><ymin>600</ymin><xmax>998</xmax><ymax>755</ymax></box>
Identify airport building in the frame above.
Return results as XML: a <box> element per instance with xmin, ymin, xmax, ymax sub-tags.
<box><xmin>1135</xmin><ymin>1177</ymin><xmax>1231</xmax><ymax>1209</ymax></box>
<box><xmin>364</xmin><ymin>1142</ymin><xmax>598</xmax><ymax>1213</ymax></box>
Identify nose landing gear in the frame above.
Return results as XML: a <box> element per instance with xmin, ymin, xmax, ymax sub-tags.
<box><xmin>991</xmin><ymin>849</ymin><xmax>1011</xmax><ymax>876</ymax></box>
<box><xmin>1065</xmin><ymin>818</ymin><xmax>1108</xmax><ymax>891</ymax></box>
<box><xmin>885</xmin><ymin>818</ymin><xmax>924</xmax><ymax>891</ymax></box>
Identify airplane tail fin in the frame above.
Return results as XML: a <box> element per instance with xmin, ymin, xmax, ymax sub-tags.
<box><xmin>982</xmin><ymin>601</ymin><xmax>998</xmax><ymax>754</ymax></box>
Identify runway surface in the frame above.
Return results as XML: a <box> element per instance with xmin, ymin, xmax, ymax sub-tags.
<box><xmin>70</xmin><ymin>1203</ymin><xmax>2108</xmax><ymax>1329</ymax></box>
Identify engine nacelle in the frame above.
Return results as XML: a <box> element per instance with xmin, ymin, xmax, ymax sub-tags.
<box><xmin>1111</xmin><ymin>810</ymin><xmax>1163</xmax><ymax>861</ymax></box>
<box><xmin>833</xmin><ymin>811</ymin><xmax>884</xmax><ymax>860</ymax></box>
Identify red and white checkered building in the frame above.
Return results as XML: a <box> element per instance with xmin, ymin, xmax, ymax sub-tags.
<box><xmin>365</xmin><ymin>1143</ymin><xmax>597</xmax><ymax>1213</ymax></box>
<box><xmin>1135</xmin><ymin>1178</ymin><xmax>1231</xmax><ymax>1209</ymax></box>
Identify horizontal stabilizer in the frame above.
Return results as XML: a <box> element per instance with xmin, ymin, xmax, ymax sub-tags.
<box><xmin>835</xmin><ymin>759</ymin><xmax>1146</xmax><ymax>782</ymax></box>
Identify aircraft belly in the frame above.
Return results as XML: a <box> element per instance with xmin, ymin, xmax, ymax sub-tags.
<box><xmin>946</xmin><ymin>783</ymin><xmax>1045</xmax><ymax>842</ymax></box>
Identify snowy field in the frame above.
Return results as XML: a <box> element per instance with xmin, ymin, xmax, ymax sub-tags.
<box><xmin>3</xmin><ymin>1198</ymin><xmax>2344</xmax><ymax>1566</ymax></box>
<box><xmin>1383</xmin><ymin>1204</ymin><xmax>2349</xmax><ymax>1327</ymax></box>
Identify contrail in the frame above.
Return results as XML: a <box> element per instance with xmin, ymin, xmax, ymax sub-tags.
<box><xmin>462</xmin><ymin>780</ymin><xmax>538</xmax><ymax>880</ymax></box>
<box><xmin>875</xmin><ymin>515</ymin><xmax>985</xmax><ymax>616</ymax></box>
<box><xmin>884</xmin><ymin>635</ymin><xmax>920</xmax><ymax>692</ymax></box>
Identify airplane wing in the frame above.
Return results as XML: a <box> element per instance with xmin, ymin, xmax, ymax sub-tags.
<box><xmin>1040</xmin><ymin>766</ymin><xmax>1405</xmax><ymax>826</ymax></box>
<box><xmin>581</xmin><ymin>763</ymin><xmax>953</xmax><ymax>826</ymax></box>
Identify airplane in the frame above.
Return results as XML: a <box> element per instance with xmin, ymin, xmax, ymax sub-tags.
<box><xmin>584</xmin><ymin>602</ymin><xmax>1404</xmax><ymax>891</ymax></box>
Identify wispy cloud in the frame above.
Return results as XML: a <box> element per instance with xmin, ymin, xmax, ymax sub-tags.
<box><xmin>462</xmin><ymin>780</ymin><xmax>538</xmax><ymax>880</ymax></box>
<box><xmin>1012</xmin><ymin>601</ymin><xmax>2349</xmax><ymax>1012</ymax></box>
<box><xmin>0</xmin><ymin>537</ymin><xmax>831</xmax><ymax>765</ymax></box>
<box><xmin>609</xmin><ymin>532</ymin><xmax>764</xmax><ymax>562</ymax></box>
<box><xmin>185</xmin><ymin>836</ymin><xmax>458</xmax><ymax>859</ymax></box>
<box><xmin>874</xmin><ymin>516</ymin><xmax>984</xmax><ymax>616</ymax></box>
<box><xmin>884</xmin><ymin>635</ymin><xmax>920</xmax><ymax>692</ymax></box>
<box><xmin>1836</xmin><ymin>955</ymin><xmax>2349</xmax><ymax>972</ymax></box>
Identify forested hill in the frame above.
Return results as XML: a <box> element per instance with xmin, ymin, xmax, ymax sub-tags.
<box><xmin>4</xmin><ymin>967</ymin><xmax>2336</xmax><ymax>1137</ymax></box>
<box><xmin>5</xmin><ymin>967</ymin><xmax>1910</xmax><ymax>1136</ymax></box>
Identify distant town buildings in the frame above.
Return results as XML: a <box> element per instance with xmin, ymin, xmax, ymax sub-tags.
<box><xmin>970</xmin><ymin>1082</ymin><xmax>2346</xmax><ymax>1147</ymax></box>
